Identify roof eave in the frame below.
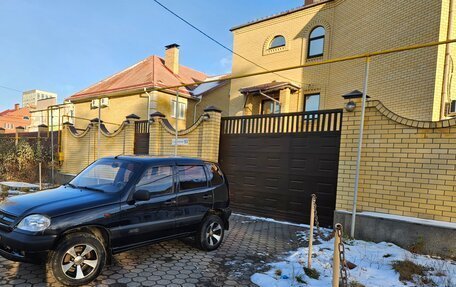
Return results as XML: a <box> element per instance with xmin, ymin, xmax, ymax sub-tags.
<box><xmin>230</xmin><ymin>0</ymin><xmax>333</xmax><ymax>32</ymax></box>
<box><xmin>67</xmin><ymin>86</ymin><xmax>195</xmax><ymax>103</ymax></box>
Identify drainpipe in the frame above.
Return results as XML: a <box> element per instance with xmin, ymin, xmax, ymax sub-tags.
<box><xmin>194</xmin><ymin>95</ymin><xmax>202</xmax><ymax>122</ymax></box>
<box><xmin>142</xmin><ymin>88</ymin><xmax>158</xmax><ymax>118</ymax></box>
<box><xmin>143</xmin><ymin>88</ymin><xmax>151</xmax><ymax>117</ymax></box>
<box><xmin>441</xmin><ymin>0</ymin><xmax>455</xmax><ymax>119</ymax></box>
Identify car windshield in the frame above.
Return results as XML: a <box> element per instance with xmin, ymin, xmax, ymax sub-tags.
<box><xmin>69</xmin><ymin>159</ymin><xmax>141</xmax><ymax>193</ymax></box>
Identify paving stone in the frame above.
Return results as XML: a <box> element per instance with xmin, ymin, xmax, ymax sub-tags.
<box><xmin>0</xmin><ymin>215</ymin><xmax>307</xmax><ymax>286</ymax></box>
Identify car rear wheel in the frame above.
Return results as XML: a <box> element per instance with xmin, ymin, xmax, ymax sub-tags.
<box><xmin>196</xmin><ymin>215</ymin><xmax>225</xmax><ymax>251</ymax></box>
<box><xmin>47</xmin><ymin>232</ymin><xmax>106</xmax><ymax>286</ymax></box>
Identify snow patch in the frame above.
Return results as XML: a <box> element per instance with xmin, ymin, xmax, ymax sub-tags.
<box><xmin>251</xmin><ymin>237</ymin><xmax>456</xmax><ymax>287</ymax></box>
<box><xmin>234</xmin><ymin>213</ymin><xmax>310</xmax><ymax>228</ymax></box>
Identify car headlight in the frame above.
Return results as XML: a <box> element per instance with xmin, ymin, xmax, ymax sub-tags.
<box><xmin>17</xmin><ymin>214</ymin><xmax>51</xmax><ymax>232</ymax></box>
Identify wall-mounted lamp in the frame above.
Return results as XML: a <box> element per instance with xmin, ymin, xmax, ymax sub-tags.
<box><xmin>202</xmin><ymin>113</ymin><xmax>211</xmax><ymax>121</ymax></box>
<box><xmin>345</xmin><ymin>101</ymin><xmax>356</xmax><ymax>112</ymax></box>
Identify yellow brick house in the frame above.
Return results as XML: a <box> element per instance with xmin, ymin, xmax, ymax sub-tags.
<box><xmin>67</xmin><ymin>44</ymin><xmax>229</xmax><ymax>130</ymax></box>
<box><xmin>229</xmin><ymin>0</ymin><xmax>456</xmax><ymax>121</ymax></box>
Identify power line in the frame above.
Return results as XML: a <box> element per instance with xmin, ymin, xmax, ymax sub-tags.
<box><xmin>152</xmin><ymin>0</ymin><xmax>305</xmax><ymax>85</ymax></box>
<box><xmin>151</xmin><ymin>38</ymin><xmax>456</xmax><ymax>93</ymax></box>
<box><xmin>0</xmin><ymin>85</ymin><xmax>22</xmax><ymax>93</ymax></box>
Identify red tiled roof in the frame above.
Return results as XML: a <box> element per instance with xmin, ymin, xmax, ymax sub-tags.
<box><xmin>0</xmin><ymin>107</ymin><xmax>30</xmax><ymax>117</ymax></box>
<box><xmin>68</xmin><ymin>56</ymin><xmax>208</xmax><ymax>101</ymax></box>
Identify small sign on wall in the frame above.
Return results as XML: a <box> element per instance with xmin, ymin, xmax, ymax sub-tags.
<box><xmin>172</xmin><ymin>138</ymin><xmax>189</xmax><ymax>146</ymax></box>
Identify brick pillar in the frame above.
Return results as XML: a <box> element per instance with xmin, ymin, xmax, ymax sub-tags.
<box><xmin>201</xmin><ymin>106</ymin><xmax>222</xmax><ymax>162</ymax></box>
<box><xmin>279</xmin><ymin>88</ymin><xmax>292</xmax><ymax>113</ymax></box>
<box><xmin>149</xmin><ymin>112</ymin><xmax>166</xmax><ymax>156</ymax></box>
<box><xmin>15</xmin><ymin>126</ymin><xmax>25</xmax><ymax>145</ymax></box>
<box><xmin>38</xmin><ymin>124</ymin><xmax>49</xmax><ymax>139</ymax></box>
<box><xmin>124</xmin><ymin>114</ymin><xmax>141</xmax><ymax>155</ymax></box>
<box><xmin>60</xmin><ymin>122</ymin><xmax>73</xmax><ymax>169</ymax></box>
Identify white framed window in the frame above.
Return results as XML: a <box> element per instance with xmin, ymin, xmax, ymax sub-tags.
<box><xmin>171</xmin><ymin>100</ymin><xmax>186</xmax><ymax>119</ymax></box>
<box><xmin>308</xmin><ymin>26</ymin><xmax>325</xmax><ymax>58</ymax></box>
<box><xmin>4</xmin><ymin>123</ymin><xmax>14</xmax><ymax>129</ymax></box>
<box><xmin>261</xmin><ymin>99</ymin><xmax>281</xmax><ymax>114</ymax></box>
<box><xmin>269</xmin><ymin>35</ymin><xmax>286</xmax><ymax>49</ymax></box>
<box><xmin>304</xmin><ymin>93</ymin><xmax>320</xmax><ymax>111</ymax></box>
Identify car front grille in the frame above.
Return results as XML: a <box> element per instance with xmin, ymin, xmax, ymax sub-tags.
<box><xmin>0</xmin><ymin>211</ymin><xmax>17</xmax><ymax>231</ymax></box>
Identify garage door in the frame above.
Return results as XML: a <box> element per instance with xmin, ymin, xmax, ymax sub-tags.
<box><xmin>219</xmin><ymin>110</ymin><xmax>342</xmax><ymax>227</ymax></box>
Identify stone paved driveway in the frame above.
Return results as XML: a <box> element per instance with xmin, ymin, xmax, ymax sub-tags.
<box><xmin>0</xmin><ymin>214</ymin><xmax>308</xmax><ymax>287</ymax></box>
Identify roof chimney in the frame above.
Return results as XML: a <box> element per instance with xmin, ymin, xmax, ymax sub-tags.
<box><xmin>14</xmin><ymin>103</ymin><xmax>20</xmax><ymax>110</ymax></box>
<box><xmin>304</xmin><ymin>0</ymin><xmax>319</xmax><ymax>5</ymax></box>
<box><xmin>165</xmin><ymin>44</ymin><xmax>180</xmax><ymax>74</ymax></box>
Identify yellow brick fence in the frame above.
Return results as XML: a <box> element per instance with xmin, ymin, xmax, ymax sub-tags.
<box><xmin>59</xmin><ymin>107</ymin><xmax>222</xmax><ymax>175</ymax></box>
<box><xmin>337</xmin><ymin>98</ymin><xmax>456</xmax><ymax>223</ymax></box>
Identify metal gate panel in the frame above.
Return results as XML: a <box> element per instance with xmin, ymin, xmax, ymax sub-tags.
<box><xmin>134</xmin><ymin>121</ymin><xmax>150</xmax><ymax>155</ymax></box>
<box><xmin>219</xmin><ymin>110</ymin><xmax>342</xmax><ymax>227</ymax></box>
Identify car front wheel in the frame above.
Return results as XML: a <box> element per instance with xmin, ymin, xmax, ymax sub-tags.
<box><xmin>47</xmin><ymin>232</ymin><xmax>106</xmax><ymax>286</ymax></box>
<box><xmin>196</xmin><ymin>215</ymin><xmax>225</xmax><ymax>251</ymax></box>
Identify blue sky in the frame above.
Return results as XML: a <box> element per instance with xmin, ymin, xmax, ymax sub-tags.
<box><xmin>0</xmin><ymin>0</ymin><xmax>302</xmax><ymax>109</ymax></box>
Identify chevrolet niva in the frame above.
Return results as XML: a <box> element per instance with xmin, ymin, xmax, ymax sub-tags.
<box><xmin>0</xmin><ymin>156</ymin><xmax>231</xmax><ymax>286</ymax></box>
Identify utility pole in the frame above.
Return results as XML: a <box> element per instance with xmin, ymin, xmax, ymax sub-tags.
<box><xmin>350</xmin><ymin>57</ymin><xmax>371</xmax><ymax>238</ymax></box>
<box><xmin>174</xmin><ymin>91</ymin><xmax>179</xmax><ymax>156</ymax></box>
<box><xmin>98</xmin><ymin>101</ymin><xmax>101</xmax><ymax>160</ymax></box>
<box><xmin>50</xmin><ymin>108</ymin><xmax>54</xmax><ymax>184</ymax></box>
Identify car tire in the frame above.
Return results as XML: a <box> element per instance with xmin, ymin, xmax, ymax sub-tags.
<box><xmin>196</xmin><ymin>215</ymin><xmax>225</xmax><ymax>251</ymax></box>
<box><xmin>47</xmin><ymin>232</ymin><xmax>106</xmax><ymax>286</ymax></box>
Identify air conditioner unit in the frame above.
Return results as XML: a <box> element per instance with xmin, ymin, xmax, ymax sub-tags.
<box><xmin>90</xmin><ymin>99</ymin><xmax>99</xmax><ymax>109</ymax></box>
<box><xmin>100</xmin><ymin>97</ymin><xmax>109</xmax><ymax>108</ymax></box>
<box><xmin>449</xmin><ymin>100</ymin><xmax>456</xmax><ymax>117</ymax></box>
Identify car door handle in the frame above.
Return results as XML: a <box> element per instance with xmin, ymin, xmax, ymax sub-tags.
<box><xmin>202</xmin><ymin>194</ymin><xmax>213</xmax><ymax>199</ymax></box>
<box><xmin>164</xmin><ymin>200</ymin><xmax>177</xmax><ymax>206</ymax></box>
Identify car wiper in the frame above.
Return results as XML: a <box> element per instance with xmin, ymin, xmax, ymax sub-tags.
<box><xmin>76</xmin><ymin>186</ymin><xmax>105</xmax><ymax>193</ymax></box>
<box><xmin>64</xmin><ymin>183</ymin><xmax>77</xmax><ymax>188</ymax></box>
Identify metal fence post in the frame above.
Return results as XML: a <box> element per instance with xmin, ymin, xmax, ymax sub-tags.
<box><xmin>332</xmin><ymin>223</ymin><xmax>341</xmax><ymax>287</ymax></box>
<box><xmin>308</xmin><ymin>194</ymin><xmax>316</xmax><ymax>269</ymax></box>
<box><xmin>38</xmin><ymin>162</ymin><xmax>42</xmax><ymax>190</ymax></box>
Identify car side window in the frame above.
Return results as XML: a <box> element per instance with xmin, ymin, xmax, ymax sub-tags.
<box><xmin>205</xmin><ymin>163</ymin><xmax>224</xmax><ymax>187</ymax></box>
<box><xmin>136</xmin><ymin>166</ymin><xmax>173</xmax><ymax>196</ymax></box>
<box><xmin>178</xmin><ymin>165</ymin><xmax>208</xmax><ymax>191</ymax></box>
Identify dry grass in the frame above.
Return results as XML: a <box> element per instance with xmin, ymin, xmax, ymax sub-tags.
<box><xmin>303</xmin><ymin>267</ymin><xmax>320</xmax><ymax>279</ymax></box>
<box><xmin>392</xmin><ymin>260</ymin><xmax>426</xmax><ymax>281</ymax></box>
<box><xmin>349</xmin><ymin>281</ymin><xmax>366</xmax><ymax>287</ymax></box>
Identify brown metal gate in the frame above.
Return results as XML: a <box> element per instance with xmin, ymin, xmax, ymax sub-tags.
<box><xmin>219</xmin><ymin>109</ymin><xmax>343</xmax><ymax>227</ymax></box>
<box><xmin>134</xmin><ymin>120</ymin><xmax>150</xmax><ymax>155</ymax></box>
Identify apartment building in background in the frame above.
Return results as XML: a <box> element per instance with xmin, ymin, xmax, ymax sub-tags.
<box><xmin>22</xmin><ymin>89</ymin><xmax>57</xmax><ymax>108</ymax></box>
<box><xmin>228</xmin><ymin>0</ymin><xmax>456</xmax><ymax>121</ymax></box>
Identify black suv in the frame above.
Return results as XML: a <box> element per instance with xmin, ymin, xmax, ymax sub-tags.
<box><xmin>0</xmin><ymin>156</ymin><xmax>231</xmax><ymax>286</ymax></box>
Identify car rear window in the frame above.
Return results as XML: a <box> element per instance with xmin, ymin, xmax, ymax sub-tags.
<box><xmin>206</xmin><ymin>163</ymin><xmax>224</xmax><ymax>186</ymax></box>
<box><xmin>178</xmin><ymin>165</ymin><xmax>208</xmax><ymax>191</ymax></box>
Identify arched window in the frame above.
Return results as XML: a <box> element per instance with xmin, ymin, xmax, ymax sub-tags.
<box><xmin>307</xmin><ymin>26</ymin><xmax>325</xmax><ymax>58</ymax></box>
<box><xmin>269</xmin><ymin>35</ymin><xmax>286</xmax><ymax>49</ymax></box>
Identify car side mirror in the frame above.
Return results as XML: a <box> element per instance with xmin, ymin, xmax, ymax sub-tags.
<box><xmin>133</xmin><ymin>189</ymin><xmax>150</xmax><ymax>201</ymax></box>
